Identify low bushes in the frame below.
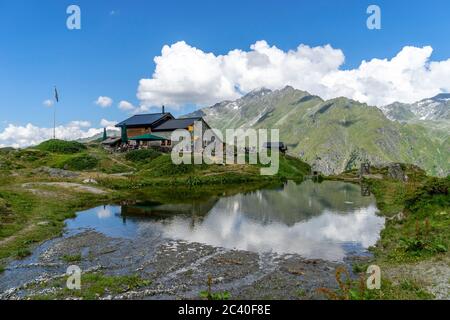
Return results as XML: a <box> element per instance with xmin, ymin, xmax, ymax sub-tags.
<box><xmin>405</xmin><ymin>177</ymin><xmax>449</xmax><ymax>212</ymax></box>
<box><xmin>59</xmin><ymin>155</ymin><xmax>99</xmax><ymax>171</ymax></box>
<box><xmin>371</xmin><ymin>174</ymin><xmax>450</xmax><ymax>263</ymax></box>
<box><xmin>14</xmin><ymin>149</ymin><xmax>48</xmax><ymax>162</ymax></box>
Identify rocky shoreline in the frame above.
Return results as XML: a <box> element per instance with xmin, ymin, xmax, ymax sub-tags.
<box><xmin>0</xmin><ymin>229</ymin><xmax>368</xmax><ymax>300</ymax></box>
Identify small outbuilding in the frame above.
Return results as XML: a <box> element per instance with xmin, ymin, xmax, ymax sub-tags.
<box><xmin>262</xmin><ymin>142</ymin><xmax>288</xmax><ymax>153</ymax></box>
<box><xmin>101</xmin><ymin>137</ymin><xmax>122</xmax><ymax>148</ymax></box>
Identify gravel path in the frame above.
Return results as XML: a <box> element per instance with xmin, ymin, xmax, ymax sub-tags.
<box><xmin>22</xmin><ymin>182</ymin><xmax>108</xmax><ymax>195</ymax></box>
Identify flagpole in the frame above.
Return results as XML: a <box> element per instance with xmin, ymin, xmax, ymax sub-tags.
<box><xmin>53</xmin><ymin>103</ymin><xmax>56</xmax><ymax>139</ymax></box>
<box><xmin>53</xmin><ymin>86</ymin><xmax>59</xmax><ymax>139</ymax></box>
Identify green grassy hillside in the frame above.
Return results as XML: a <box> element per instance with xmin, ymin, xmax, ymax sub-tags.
<box><xmin>191</xmin><ymin>87</ymin><xmax>449</xmax><ymax>176</ymax></box>
<box><xmin>0</xmin><ymin>140</ymin><xmax>310</xmax><ymax>266</ymax></box>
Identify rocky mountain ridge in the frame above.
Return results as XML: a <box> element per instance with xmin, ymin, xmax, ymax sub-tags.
<box><xmin>185</xmin><ymin>86</ymin><xmax>449</xmax><ymax>176</ymax></box>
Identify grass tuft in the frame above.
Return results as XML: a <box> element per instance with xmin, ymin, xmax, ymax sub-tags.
<box><xmin>31</xmin><ymin>272</ymin><xmax>151</xmax><ymax>300</ymax></box>
<box><xmin>125</xmin><ymin>149</ymin><xmax>161</xmax><ymax>163</ymax></box>
<box><xmin>61</xmin><ymin>253</ymin><xmax>82</xmax><ymax>263</ymax></box>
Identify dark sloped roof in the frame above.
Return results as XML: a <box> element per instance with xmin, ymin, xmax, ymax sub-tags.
<box><xmin>263</xmin><ymin>142</ymin><xmax>286</xmax><ymax>148</ymax></box>
<box><xmin>128</xmin><ymin>133</ymin><xmax>167</xmax><ymax>141</ymax></box>
<box><xmin>116</xmin><ymin>113</ymin><xmax>173</xmax><ymax>127</ymax></box>
<box><xmin>153</xmin><ymin>117</ymin><xmax>203</xmax><ymax>131</ymax></box>
<box><xmin>101</xmin><ymin>137</ymin><xmax>121</xmax><ymax>145</ymax></box>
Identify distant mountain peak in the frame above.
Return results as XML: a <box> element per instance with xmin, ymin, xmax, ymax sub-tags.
<box><xmin>244</xmin><ymin>87</ymin><xmax>272</xmax><ymax>98</ymax></box>
<box><xmin>432</xmin><ymin>92</ymin><xmax>450</xmax><ymax>101</ymax></box>
<box><xmin>182</xmin><ymin>85</ymin><xmax>448</xmax><ymax>177</ymax></box>
<box><xmin>242</xmin><ymin>85</ymin><xmax>309</xmax><ymax>99</ymax></box>
<box><xmin>279</xmin><ymin>85</ymin><xmax>295</xmax><ymax>91</ymax></box>
<box><xmin>381</xmin><ymin>93</ymin><xmax>450</xmax><ymax>121</ymax></box>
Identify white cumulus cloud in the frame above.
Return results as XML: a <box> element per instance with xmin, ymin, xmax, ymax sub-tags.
<box><xmin>118</xmin><ymin>100</ymin><xmax>135</xmax><ymax>111</ymax></box>
<box><xmin>0</xmin><ymin>122</ymin><xmax>115</xmax><ymax>148</ymax></box>
<box><xmin>43</xmin><ymin>99</ymin><xmax>54</xmax><ymax>107</ymax></box>
<box><xmin>68</xmin><ymin>120</ymin><xmax>91</xmax><ymax>128</ymax></box>
<box><xmin>100</xmin><ymin>119</ymin><xmax>118</xmax><ymax>128</ymax></box>
<box><xmin>95</xmin><ymin>96</ymin><xmax>113</xmax><ymax>108</ymax></box>
<box><xmin>137</xmin><ymin>41</ymin><xmax>450</xmax><ymax>108</ymax></box>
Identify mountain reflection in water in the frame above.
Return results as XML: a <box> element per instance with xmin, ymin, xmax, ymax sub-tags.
<box><xmin>69</xmin><ymin>181</ymin><xmax>384</xmax><ymax>261</ymax></box>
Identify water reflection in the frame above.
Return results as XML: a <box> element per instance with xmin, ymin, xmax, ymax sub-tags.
<box><xmin>160</xmin><ymin>204</ymin><xmax>381</xmax><ymax>261</ymax></box>
<box><xmin>96</xmin><ymin>206</ymin><xmax>113</xmax><ymax>219</ymax></box>
<box><xmin>68</xmin><ymin>181</ymin><xmax>384</xmax><ymax>261</ymax></box>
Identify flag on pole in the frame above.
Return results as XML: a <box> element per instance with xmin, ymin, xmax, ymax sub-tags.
<box><xmin>54</xmin><ymin>86</ymin><xmax>59</xmax><ymax>103</ymax></box>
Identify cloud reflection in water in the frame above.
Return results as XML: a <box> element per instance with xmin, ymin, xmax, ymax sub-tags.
<box><xmin>158</xmin><ymin>202</ymin><xmax>383</xmax><ymax>261</ymax></box>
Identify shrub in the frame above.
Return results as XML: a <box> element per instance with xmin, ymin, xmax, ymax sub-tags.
<box><xmin>16</xmin><ymin>248</ymin><xmax>32</xmax><ymax>259</ymax></box>
<box><xmin>125</xmin><ymin>149</ymin><xmax>161</xmax><ymax>162</ymax></box>
<box><xmin>0</xmin><ymin>147</ymin><xmax>15</xmax><ymax>154</ymax></box>
<box><xmin>36</xmin><ymin>139</ymin><xmax>86</xmax><ymax>154</ymax></box>
<box><xmin>14</xmin><ymin>149</ymin><xmax>48</xmax><ymax>162</ymax></box>
<box><xmin>399</xmin><ymin>219</ymin><xmax>448</xmax><ymax>257</ymax></box>
<box><xmin>405</xmin><ymin>177</ymin><xmax>449</xmax><ymax>211</ymax></box>
<box><xmin>199</xmin><ymin>275</ymin><xmax>231</xmax><ymax>300</ymax></box>
<box><xmin>62</xmin><ymin>254</ymin><xmax>82</xmax><ymax>263</ymax></box>
<box><xmin>60</xmin><ymin>155</ymin><xmax>99</xmax><ymax>171</ymax></box>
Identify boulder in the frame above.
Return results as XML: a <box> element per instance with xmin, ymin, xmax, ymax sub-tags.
<box><xmin>34</xmin><ymin>166</ymin><xmax>79</xmax><ymax>178</ymax></box>
<box><xmin>388</xmin><ymin>163</ymin><xmax>407</xmax><ymax>181</ymax></box>
<box><xmin>82</xmin><ymin>178</ymin><xmax>98</xmax><ymax>184</ymax></box>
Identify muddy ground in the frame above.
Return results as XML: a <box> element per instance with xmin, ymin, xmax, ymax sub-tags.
<box><xmin>0</xmin><ymin>229</ymin><xmax>369</xmax><ymax>300</ymax></box>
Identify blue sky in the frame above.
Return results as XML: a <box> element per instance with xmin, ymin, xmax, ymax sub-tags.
<box><xmin>0</xmin><ymin>0</ymin><xmax>449</xmax><ymax>142</ymax></box>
